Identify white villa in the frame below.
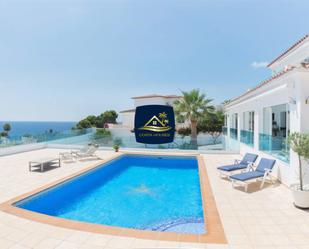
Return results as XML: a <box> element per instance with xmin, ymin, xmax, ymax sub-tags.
<box><xmin>119</xmin><ymin>94</ymin><xmax>182</xmax><ymax>129</ymax></box>
<box><xmin>223</xmin><ymin>33</ymin><xmax>309</xmax><ymax>186</ymax></box>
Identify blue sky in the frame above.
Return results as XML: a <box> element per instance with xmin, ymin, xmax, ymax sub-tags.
<box><xmin>0</xmin><ymin>0</ymin><xmax>308</xmax><ymax>121</ymax></box>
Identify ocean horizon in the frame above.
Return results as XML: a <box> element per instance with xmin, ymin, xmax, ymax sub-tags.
<box><xmin>0</xmin><ymin>121</ymin><xmax>77</xmax><ymax>139</ymax></box>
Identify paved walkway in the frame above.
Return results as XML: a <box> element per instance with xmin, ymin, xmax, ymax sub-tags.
<box><xmin>0</xmin><ymin>149</ymin><xmax>308</xmax><ymax>249</ymax></box>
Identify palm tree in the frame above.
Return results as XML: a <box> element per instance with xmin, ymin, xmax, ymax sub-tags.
<box><xmin>174</xmin><ymin>89</ymin><xmax>214</xmax><ymax>148</ymax></box>
<box><xmin>159</xmin><ymin>112</ymin><xmax>167</xmax><ymax>124</ymax></box>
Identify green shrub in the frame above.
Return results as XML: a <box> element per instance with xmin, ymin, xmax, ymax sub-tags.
<box><xmin>287</xmin><ymin>132</ymin><xmax>309</xmax><ymax>191</ymax></box>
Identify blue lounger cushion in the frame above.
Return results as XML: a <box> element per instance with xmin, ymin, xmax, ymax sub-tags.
<box><xmin>230</xmin><ymin>158</ymin><xmax>276</xmax><ymax>182</ymax></box>
<box><xmin>229</xmin><ymin>171</ymin><xmax>265</xmax><ymax>181</ymax></box>
<box><xmin>255</xmin><ymin>158</ymin><xmax>276</xmax><ymax>173</ymax></box>
<box><xmin>217</xmin><ymin>153</ymin><xmax>258</xmax><ymax>172</ymax></box>
<box><xmin>241</xmin><ymin>153</ymin><xmax>258</xmax><ymax>164</ymax></box>
<box><xmin>217</xmin><ymin>163</ymin><xmax>248</xmax><ymax>172</ymax></box>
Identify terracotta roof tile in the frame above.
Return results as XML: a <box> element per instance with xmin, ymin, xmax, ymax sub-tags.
<box><xmin>119</xmin><ymin>108</ymin><xmax>135</xmax><ymax>113</ymax></box>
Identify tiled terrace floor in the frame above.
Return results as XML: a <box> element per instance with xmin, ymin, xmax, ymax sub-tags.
<box><xmin>0</xmin><ymin>148</ymin><xmax>308</xmax><ymax>249</ymax></box>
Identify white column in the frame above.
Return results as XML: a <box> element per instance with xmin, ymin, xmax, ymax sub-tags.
<box><xmin>254</xmin><ymin>109</ymin><xmax>260</xmax><ymax>152</ymax></box>
<box><xmin>237</xmin><ymin>112</ymin><xmax>241</xmax><ymax>143</ymax></box>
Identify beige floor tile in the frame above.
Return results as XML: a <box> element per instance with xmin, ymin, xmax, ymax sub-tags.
<box><xmin>230</xmin><ymin>246</ymin><xmax>254</xmax><ymax>249</ymax></box>
<box><xmin>0</xmin><ymin>238</ymin><xmax>15</xmax><ymax>249</ymax></box>
<box><xmin>18</xmin><ymin>232</ymin><xmax>48</xmax><ymax>247</ymax></box>
<box><xmin>84</xmin><ymin>234</ymin><xmax>113</xmax><ymax>247</ymax></box>
<box><xmin>33</xmin><ymin>238</ymin><xmax>63</xmax><ymax>249</ymax></box>
<box><xmin>4</xmin><ymin>228</ymin><xmax>30</xmax><ymax>242</ymax></box>
<box><xmin>106</xmin><ymin>237</ymin><xmax>136</xmax><ymax>249</ymax></box>
<box><xmin>179</xmin><ymin>242</ymin><xmax>207</xmax><ymax>248</ymax></box>
<box><xmin>79</xmin><ymin>244</ymin><xmax>104</xmax><ymax>249</ymax></box>
<box><xmin>206</xmin><ymin>244</ymin><xmax>231</xmax><ymax>249</ymax></box>
<box><xmin>247</xmin><ymin>234</ymin><xmax>273</xmax><ymax>246</ymax></box>
<box><xmin>268</xmin><ymin>234</ymin><xmax>293</xmax><ymax>246</ymax></box>
<box><xmin>49</xmin><ymin>227</ymin><xmax>77</xmax><ymax>240</ymax></box>
<box><xmin>156</xmin><ymin>240</ymin><xmax>180</xmax><ymax>248</ymax></box>
<box><xmin>65</xmin><ymin>231</ymin><xmax>91</xmax><ymax>244</ymax></box>
<box><xmin>131</xmin><ymin>238</ymin><xmax>158</xmax><ymax>248</ymax></box>
<box><xmin>55</xmin><ymin>241</ymin><xmax>80</xmax><ymax>249</ymax></box>
<box><xmin>226</xmin><ymin>234</ymin><xmax>250</xmax><ymax>245</ymax></box>
<box><xmin>9</xmin><ymin>244</ymin><xmax>31</xmax><ymax>249</ymax></box>
<box><xmin>286</xmin><ymin>234</ymin><xmax>309</xmax><ymax>245</ymax></box>
<box><xmin>296</xmin><ymin>246</ymin><xmax>309</xmax><ymax>249</ymax></box>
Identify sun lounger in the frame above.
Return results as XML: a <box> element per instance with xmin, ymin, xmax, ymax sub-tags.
<box><xmin>59</xmin><ymin>144</ymin><xmax>96</xmax><ymax>161</ymax></box>
<box><xmin>71</xmin><ymin>144</ymin><xmax>92</xmax><ymax>156</ymax></box>
<box><xmin>59</xmin><ymin>151</ymin><xmax>76</xmax><ymax>162</ymax></box>
<box><xmin>229</xmin><ymin>158</ymin><xmax>276</xmax><ymax>192</ymax></box>
<box><xmin>29</xmin><ymin>157</ymin><xmax>61</xmax><ymax>172</ymax></box>
<box><xmin>75</xmin><ymin>145</ymin><xmax>100</xmax><ymax>160</ymax></box>
<box><xmin>217</xmin><ymin>153</ymin><xmax>258</xmax><ymax>177</ymax></box>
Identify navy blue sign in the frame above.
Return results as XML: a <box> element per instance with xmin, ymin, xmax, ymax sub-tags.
<box><xmin>134</xmin><ymin>105</ymin><xmax>175</xmax><ymax>144</ymax></box>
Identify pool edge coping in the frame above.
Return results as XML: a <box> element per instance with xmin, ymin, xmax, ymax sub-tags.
<box><xmin>0</xmin><ymin>151</ymin><xmax>227</xmax><ymax>244</ymax></box>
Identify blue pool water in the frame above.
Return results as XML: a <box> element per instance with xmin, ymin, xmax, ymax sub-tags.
<box><xmin>16</xmin><ymin>155</ymin><xmax>205</xmax><ymax>234</ymax></box>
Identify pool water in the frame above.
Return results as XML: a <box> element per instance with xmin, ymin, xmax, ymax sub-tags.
<box><xmin>16</xmin><ymin>155</ymin><xmax>205</xmax><ymax>234</ymax></box>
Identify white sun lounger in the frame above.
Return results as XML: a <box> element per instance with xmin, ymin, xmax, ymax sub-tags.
<box><xmin>75</xmin><ymin>146</ymin><xmax>100</xmax><ymax>160</ymax></box>
<box><xmin>59</xmin><ymin>144</ymin><xmax>93</xmax><ymax>161</ymax></box>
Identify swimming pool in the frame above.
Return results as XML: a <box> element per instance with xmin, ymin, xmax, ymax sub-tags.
<box><xmin>15</xmin><ymin>154</ymin><xmax>206</xmax><ymax>234</ymax></box>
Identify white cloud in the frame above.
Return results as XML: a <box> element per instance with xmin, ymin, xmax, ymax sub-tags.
<box><xmin>251</xmin><ymin>61</ymin><xmax>269</xmax><ymax>69</ymax></box>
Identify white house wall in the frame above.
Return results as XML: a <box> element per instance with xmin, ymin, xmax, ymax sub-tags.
<box><xmin>224</xmin><ymin>70</ymin><xmax>309</xmax><ymax>186</ymax></box>
<box><xmin>121</xmin><ymin>112</ymin><xmax>135</xmax><ymax>128</ymax></box>
<box><xmin>295</xmin><ymin>71</ymin><xmax>309</xmax><ymax>184</ymax></box>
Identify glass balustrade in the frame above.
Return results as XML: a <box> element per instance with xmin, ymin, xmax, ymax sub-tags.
<box><xmin>222</xmin><ymin>126</ymin><xmax>227</xmax><ymax>135</ymax></box>
<box><xmin>240</xmin><ymin>130</ymin><xmax>254</xmax><ymax>147</ymax></box>
<box><xmin>0</xmin><ymin>127</ymin><xmax>240</xmax><ymax>152</ymax></box>
<box><xmin>259</xmin><ymin>133</ymin><xmax>290</xmax><ymax>163</ymax></box>
<box><xmin>230</xmin><ymin>128</ymin><xmax>238</xmax><ymax>140</ymax></box>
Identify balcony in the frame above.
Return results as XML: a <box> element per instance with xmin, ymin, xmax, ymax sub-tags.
<box><xmin>240</xmin><ymin>130</ymin><xmax>254</xmax><ymax>147</ymax></box>
<box><xmin>259</xmin><ymin>133</ymin><xmax>290</xmax><ymax>163</ymax></box>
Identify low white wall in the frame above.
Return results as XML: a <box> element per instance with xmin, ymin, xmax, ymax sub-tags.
<box><xmin>0</xmin><ymin>143</ymin><xmax>46</xmax><ymax>157</ymax></box>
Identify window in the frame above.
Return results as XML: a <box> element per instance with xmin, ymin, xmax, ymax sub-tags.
<box><xmin>259</xmin><ymin>104</ymin><xmax>290</xmax><ymax>162</ymax></box>
<box><xmin>222</xmin><ymin>115</ymin><xmax>228</xmax><ymax>135</ymax></box>
<box><xmin>241</xmin><ymin>111</ymin><xmax>254</xmax><ymax>147</ymax></box>
<box><xmin>230</xmin><ymin>113</ymin><xmax>238</xmax><ymax>140</ymax></box>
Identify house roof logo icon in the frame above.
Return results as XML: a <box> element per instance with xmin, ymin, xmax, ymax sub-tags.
<box><xmin>138</xmin><ymin>112</ymin><xmax>172</xmax><ymax>132</ymax></box>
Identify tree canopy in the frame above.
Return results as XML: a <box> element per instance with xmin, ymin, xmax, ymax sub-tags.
<box><xmin>174</xmin><ymin>89</ymin><xmax>214</xmax><ymax>148</ymax></box>
<box><xmin>0</xmin><ymin>123</ymin><xmax>11</xmax><ymax>137</ymax></box>
<box><xmin>75</xmin><ymin>110</ymin><xmax>118</xmax><ymax>129</ymax></box>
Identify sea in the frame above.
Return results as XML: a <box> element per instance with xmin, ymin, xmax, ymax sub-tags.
<box><xmin>0</xmin><ymin>121</ymin><xmax>76</xmax><ymax>139</ymax></box>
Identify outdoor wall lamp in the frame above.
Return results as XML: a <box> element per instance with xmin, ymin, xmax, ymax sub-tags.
<box><xmin>288</xmin><ymin>97</ymin><xmax>296</xmax><ymax>105</ymax></box>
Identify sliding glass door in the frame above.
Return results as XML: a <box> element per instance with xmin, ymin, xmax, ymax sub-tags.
<box><xmin>241</xmin><ymin>111</ymin><xmax>254</xmax><ymax>147</ymax></box>
<box><xmin>259</xmin><ymin>104</ymin><xmax>290</xmax><ymax>162</ymax></box>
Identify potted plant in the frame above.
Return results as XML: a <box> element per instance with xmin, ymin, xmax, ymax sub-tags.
<box><xmin>112</xmin><ymin>138</ymin><xmax>122</xmax><ymax>152</ymax></box>
<box><xmin>113</xmin><ymin>144</ymin><xmax>120</xmax><ymax>152</ymax></box>
<box><xmin>287</xmin><ymin>132</ymin><xmax>309</xmax><ymax>208</ymax></box>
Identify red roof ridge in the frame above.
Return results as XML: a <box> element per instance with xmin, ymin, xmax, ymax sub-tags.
<box><xmin>267</xmin><ymin>33</ymin><xmax>309</xmax><ymax>67</ymax></box>
<box><xmin>119</xmin><ymin>108</ymin><xmax>135</xmax><ymax>113</ymax></box>
<box><xmin>226</xmin><ymin>67</ymin><xmax>296</xmax><ymax>106</ymax></box>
